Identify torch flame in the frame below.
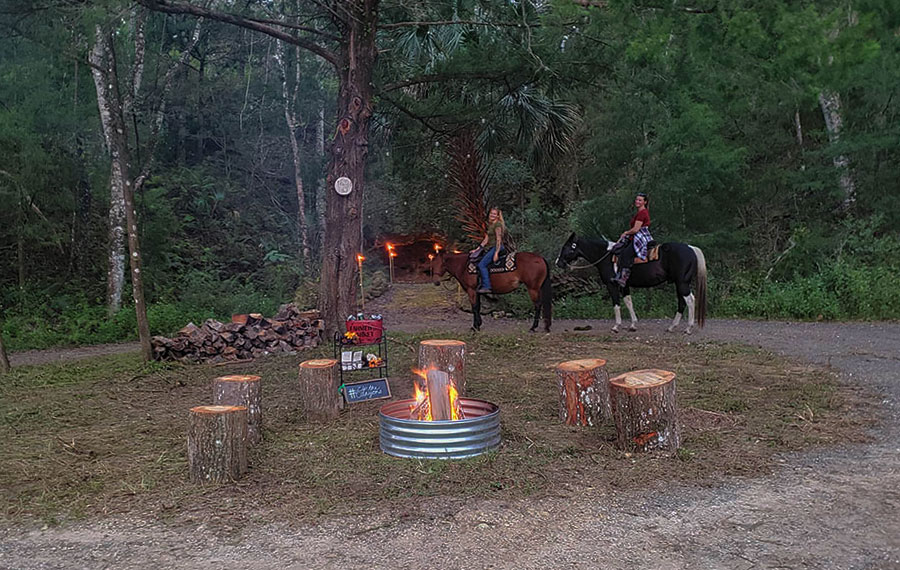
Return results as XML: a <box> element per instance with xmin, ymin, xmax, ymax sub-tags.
<box><xmin>357</xmin><ymin>254</ymin><xmax>365</xmax><ymax>262</ymax></box>
<box><xmin>434</xmin><ymin>243</ymin><xmax>442</xmax><ymax>253</ymax></box>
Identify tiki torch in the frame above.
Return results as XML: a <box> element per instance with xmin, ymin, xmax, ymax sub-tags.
<box><xmin>386</xmin><ymin>243</ymin><xmax>395</xmax><ymax>284</ymax></box>
<box><xmin>357</xmin><ymin>253</ymin><xmax>365</xmax><ymax>312</ymax></box>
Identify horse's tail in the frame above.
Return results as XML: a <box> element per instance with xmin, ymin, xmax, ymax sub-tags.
<box><xmin>690</xmin><ymin>245</ymin><xmax>707</xmax><ymax>328</ymax></box>
<box><xmin>541</xmin><ymin>257</ymin><xmax>553</xmax><ymax>331</ymax></box>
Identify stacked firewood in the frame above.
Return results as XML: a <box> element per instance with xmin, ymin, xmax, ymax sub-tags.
<box><xmin>151</xmin><ymin>305</ymin><xmax>323</xmax><ymax>363</ymax></box>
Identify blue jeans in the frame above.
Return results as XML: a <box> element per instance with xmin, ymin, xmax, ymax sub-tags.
<box><xmin>478</xmin><ymin>246</ymin><xmax>504</xmax><ymax>290</ymax></box>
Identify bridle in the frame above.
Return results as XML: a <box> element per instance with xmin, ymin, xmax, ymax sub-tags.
<box><xmin>561</xmin><ymin>242</ymin><xmax>613</xmax><ymax>270</ymax></box>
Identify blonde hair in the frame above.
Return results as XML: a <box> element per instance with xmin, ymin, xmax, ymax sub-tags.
<box><xmin>489</xmin><ymin>207</ymin><xmax>505</xmax><ymax>227</ymax></box>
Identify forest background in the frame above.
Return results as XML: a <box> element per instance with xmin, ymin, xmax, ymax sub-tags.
<box><xmin>1</xmin><ymin>0</ymin><xmax>898</xmax><ymax>352</ymax></box>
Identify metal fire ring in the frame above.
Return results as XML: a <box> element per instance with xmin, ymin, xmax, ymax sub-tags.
<box><xmin>379</xmin><ymin>398</ymin><xmax>501</xmax><ymax>460</ymax></box>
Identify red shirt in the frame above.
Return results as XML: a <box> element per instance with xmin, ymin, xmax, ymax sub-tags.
<box><xmin>630</xmin><ymin>208</ymin><xmax>650</xmax><ymax>229</ymax></box>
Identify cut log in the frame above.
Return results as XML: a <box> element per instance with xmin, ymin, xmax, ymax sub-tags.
<box><xmin>418</xmin><ymin>339</ymin><xmax>467</xmax><ymax>395</ymax></box>
<box><xmin>187</xmin><ymin>405</ymin><xmax>248</xmax><ymax>483</ymax></box>
<box><xmin>213</xmin><ymin>375</ymin><xmax>263</xmax><ymax>445</ymax></box>
<box><xmin>298</xmin><ymin>358</ymin><xmax>342</xmax><ymax>421</ymax></box>
<box><xmin>609</xmin><ymin>369</ymin><xmax>680</xmax><ymax>452</ymax></box>
<box><xmin>555</xmin><ymin>358</ymin><xmax>610</xmax><ymax>427</ymax></box>
<box><xmin>426</xmin><ymin>369</ymin><xmax>453</xmax><ymax>420</ymax></box>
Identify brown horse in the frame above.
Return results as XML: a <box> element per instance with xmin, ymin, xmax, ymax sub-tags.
<box><xmin>432</xmin><ymin>251</ymin><xmax>552</xmax><ymax>332</ymax></box>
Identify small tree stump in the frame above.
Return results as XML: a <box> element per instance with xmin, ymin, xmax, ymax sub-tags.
<box><xmin>213</xmin><ymin>375</ymin><xmax>262</xmax><ymax>445</ymax></box>
<box><xmin>298</xmin><ymin>358</ymin><xmax>341</xmax><ymax>421</ymax></box>
<box><xmin>609</xmin><ymin>369</ymin><xmax>680</xmax><ymax>452</ymax></box>
<box><xmin>187</xmin><ymin>405</ymin><xmax>248</xmax><ymax>483</ymax></box>
<box><xmin>556</xmin><ymin>358</ymin><xmax>610</xmax><ymax>426</ymax></box>
<box><xmin>418</xmin><ymin>339</ymin><xmax>466</xmax><ymax>395</ymax></box>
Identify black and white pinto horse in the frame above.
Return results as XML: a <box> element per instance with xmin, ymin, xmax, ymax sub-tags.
<box><xmin>556</xmin><ymin>233</ymin><xmax>707</xmax><ymax>334</ymax></box>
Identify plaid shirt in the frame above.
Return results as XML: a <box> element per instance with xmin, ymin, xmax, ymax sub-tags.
<box><xmin>633</xmin><ymin>227</ymin><xmax>653</xmax><ymax>259</ymax></box>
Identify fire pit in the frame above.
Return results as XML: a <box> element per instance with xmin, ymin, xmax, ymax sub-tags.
<box><xmin>379</xmin><ymin>398</ymin><xmax>500</xmax><ymax>459</ymax></box>
<box><xmin>379</xmin><ymin>368</ymin><xmax>500</xmax><ymax>459</ymax></box>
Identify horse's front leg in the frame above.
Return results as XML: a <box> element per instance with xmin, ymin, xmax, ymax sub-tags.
<box><xmin>470</xmin><ymin>290</ymin><xmax>483</xmax><ymax>332</ymax></box>
<box><xmin>623</xmin><ymin>292</ymin><xmax>638</xmax><ymax>331</ymax></box>
<box><xmin>608</xmin><ymin>284</ymin><xmax>622</xmax><ymax>333</ymax></box>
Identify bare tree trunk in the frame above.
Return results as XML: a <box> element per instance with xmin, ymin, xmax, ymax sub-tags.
<box><xmin>275</xmin><ymin>39</ymin><xmax>310</xmax><ymax>269</ymax></box>
<box><xmin>818</xmin><ymin>90</ymin><xmax>855</xmax><ymax>208</ymax></box>
<box><xmin>91</xmin><ymin>32</ymin><xmax>127</xmax><ymax>316</ymax></box>
<box><xmin>318</xmin><ymin>2</ymin><xmax>377</xmax><ymax>336</ymax></box>
<box><xmin>0</xmin><ymin>323</ymin><xmax>9</xmax><ymax>374</ymax></box>
<box><xmin>316</xmin><ymin>94</ymin><xmax>327</xmax><ymax>250</ymax></box>
<box><xmin>90</xmin><ymin>26</ymin><xmax>152</xmax><ymax>361</ymax></box>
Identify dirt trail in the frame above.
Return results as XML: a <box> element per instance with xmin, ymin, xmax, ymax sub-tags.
<box><xmin>3</xmin><ymin>285</ymin><xmax>899</xmax><ymax>569</ymax></box>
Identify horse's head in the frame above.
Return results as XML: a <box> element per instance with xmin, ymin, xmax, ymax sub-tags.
<box><xmin>556</xmin><ymin>232</ymin><xmax>580</xmax><ymax>268</ymax></box>
<box><xmin>431</xmin><ymin>251</ymin><xmax>446</xmax><ymax>284</ymax></box>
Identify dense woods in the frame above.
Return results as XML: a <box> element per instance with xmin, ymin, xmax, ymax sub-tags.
<box><xmin>1</xmin><ymin>0</ymin><xmax>898</xmax><ymax>353</ymax></box>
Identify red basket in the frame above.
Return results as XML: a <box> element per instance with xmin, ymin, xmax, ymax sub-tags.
<box><xmin>346</xmin><ymin>319</ymin><xmax>384</xmax><ymax>344</ymax></box>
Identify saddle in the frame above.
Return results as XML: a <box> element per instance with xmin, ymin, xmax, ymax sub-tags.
<box><xmin>467</xmin><ymin>251</ymin><xmax>517</xmax><ymax>274</ymax></box>
<box><xmin>612</xmin><ymin>243</ymin><xmax>660</xmax><ymax>265</ymax></box>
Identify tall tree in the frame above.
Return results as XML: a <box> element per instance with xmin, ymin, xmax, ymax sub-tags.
<box><xmin>0</xmin><ymin>324</ymin><xmax>9</xmax><ymax>374</ymax></box>
<box><xmin>89</xmin><ymin>7</ymin><xmax>202</xmax><ymax>359</ymax></box>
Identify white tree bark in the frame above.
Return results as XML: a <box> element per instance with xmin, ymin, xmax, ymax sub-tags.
<box><xmin>818</xmin><ymin>90</ymin><xmax>856</xmax><ymax>207</ymax></box>
<box><xmin>90</xmin><ymin>28</ymin><xmax>127</xmax><ymax>316</ymax></box>
<box><xmin>275</xmin><ymin>38</ymin><xmax>311</xmax><ymax>269</ymax></box>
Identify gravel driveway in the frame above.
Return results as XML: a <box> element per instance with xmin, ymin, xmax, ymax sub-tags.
<box><xmin>2</xmin><ymin>318</ymin><xmax>899</xmax><ymax>569</ymax></box>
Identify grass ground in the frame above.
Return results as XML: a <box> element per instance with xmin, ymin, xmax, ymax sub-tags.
<box><xmin>0</xmin><ymin>329</ymin><xmax>876</xmax><ymax>530</ymax></box>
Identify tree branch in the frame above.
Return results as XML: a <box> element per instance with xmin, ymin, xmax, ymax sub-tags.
<box><xmin>381</xmin><ymin>71</ymin><xmax>515</xmax><ymax>93</ymax></box>
<box><xmin>381</xmin><ymin>20</ymin><xmax>539</xmax><ymax>29</ymax></box>
<box><xmin>136</xmin><ymin>0</ymin><xmax>339</xmax><ymax>67</ymax></box>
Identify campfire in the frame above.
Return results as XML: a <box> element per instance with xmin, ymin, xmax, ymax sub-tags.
<box><xmin>379</xmin><ymin>368</ymin><xmax>501</xmax><ymax>460</ymax></box>
<box><xmin>410</xmin><ymin>368</ymin><xmax>465</xmax><ymax>421</ymax></box>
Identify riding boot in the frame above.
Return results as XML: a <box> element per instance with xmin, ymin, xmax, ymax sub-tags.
<box><xmin>614</xmin><ymin>268</ymin><xmax>631</xmax><ymax>287</ymax></box>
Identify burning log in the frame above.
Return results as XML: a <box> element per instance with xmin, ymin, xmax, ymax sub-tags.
<box><xmin>298</xmin><ymin>359</ymin><xmax>342</xmax><ymax>422</ymax></box>
<box><xmin>151</xmin><ymin>305</ymin><xmax>323</xmax><ymax>363</ymax></box>
<box><xmin>418</xmin><ymin>339</ymin><xmax>467</xmax><ymax>396</ymax></box>
<box><xmin>609</xmin><ymin>369</ymin><xmax>680</xmax><ymax>452</ymax></box>
<box><xmin>187</xmin><ymin>405</ymin><xmax>248</xmax><ymax>483</ymax></box>
<box><xmin>426</xmin><ymin>370</ymin><xmax>453</xmax><ymax>420</ymax></box>
<box><xmin>213</xmin><ymin>375</ymin><xmax>262</xmax><ymax>445</ymax></box>
<box><xmin>556</xmin><ymin>359</ymin><xmax>610</xmax><ymax>427</ymax></box>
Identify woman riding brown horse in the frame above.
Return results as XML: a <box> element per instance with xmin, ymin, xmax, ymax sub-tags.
<box><xmin>432</xmin><ymin>250</ymin><xmax>552</xmax><ymax>332</ymax></box>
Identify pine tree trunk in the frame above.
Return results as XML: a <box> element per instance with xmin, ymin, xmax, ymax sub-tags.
<box><xmin>298</xmin><ymin>358</ymin><xmax>341</xmax><ymax>421</ymax></box>
<box><xmin>418</xmin><ymin>339</ymin><xmax>467</xmax><ymax>396</ymax></box>
<box><xmin>556</xmin><ymin>358</ymin><xmax>610</xmax><ymax>427</ymax></box>
<box><xmin>316</xmin><ymin>101</ymin><xmax>326</xmax><ymax>250</ymax></box>
<box><xmin>317</xmin><ymin>2</ymin><xmax>377</xmax><ymax>336</ymax></box>
<box><xmin>609</xmin><ymin>369</ymin><xmax>680</xmax><ymax>452</ymax></box>
<box><xmin>188</xmin><ymin>405</ymin><xmax>249</xmax><ymax>483</ymax></box>
<box><xmin>213</xmin><ymin>375</ymin><xmax>262</xmax><ymax>445</ymax></box>
<box><xmin>818</xmin><ymin>90</ymin><xmax>856</xmax><ymax>208</ymax></box>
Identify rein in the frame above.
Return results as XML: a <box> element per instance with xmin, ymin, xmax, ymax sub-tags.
<box><xmin>566</xmin><ymin>247</ymin><xmax>612</xmax><ymax>270</ymax></box>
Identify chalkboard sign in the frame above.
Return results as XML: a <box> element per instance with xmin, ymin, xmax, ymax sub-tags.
<box><xmin>342</xmin><ymin>378</ymin><xmax>391</xmax><ymax>404</ymax></box>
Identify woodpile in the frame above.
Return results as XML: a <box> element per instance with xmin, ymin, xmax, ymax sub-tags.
<box><xmin>152</xmin><ymin>305</ymin><xmax>323</xmax><ymax>363</ymax></box>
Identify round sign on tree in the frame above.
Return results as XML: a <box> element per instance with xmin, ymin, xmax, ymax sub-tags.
<box><xmin>334</xmin><ymin>176</ymin><xmax>352</xmax><ymax>196</ymax></box>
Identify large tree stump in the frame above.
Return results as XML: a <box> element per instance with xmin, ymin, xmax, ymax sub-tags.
<box><xmin>187</xmin><ymin>405</ymin><xmax>248</xmax><ymax>483</ymax></box>
<box><xmin>298</xmin><ymin>358</ymin><xmax>341</xmax><ymax>421</ymax></box>
<box><xmin>556</xmin><ymin>358</ymin><xmax>610</xmax><ymax>426</ymax></box>
<box><xmin>213</xmin><ymin>375</ymin><xmax>262</xmax><ymax>445</ymax></box>
<box><xmin>418</xmin><ymin>339</ymin><xmax>466</xmax><ymax>395</ymax></box>
<box><xmin>609</xmin><ymin>369</ymin><xmax>680</xmax><ymax>452</ymax></box>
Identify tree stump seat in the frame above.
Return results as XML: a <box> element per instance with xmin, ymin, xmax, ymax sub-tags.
<box><xmin>609</xmin><ymin>369</ymin><xmax>680</xmax><ymax>452</ymax></box>
<box><xmin>298</xmin><ymin>358</ymin><xmax>341</xmax><ymax>421</ymax></box>
<box><xmin>213</xmin><ymin>375</ymin><xmax>262</xmax><ymax>444</ymax></box>
<box><xmin>555</xmin><ymin>358</ymin><xmax>610</xmax><ymax>427</ymax></box>
<box><xmin>187</xmin><ymin>405</ymin><xmax>248</xmax><ymax>483</ymax></box>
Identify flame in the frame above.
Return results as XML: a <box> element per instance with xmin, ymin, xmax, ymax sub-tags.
<box><xmin>389</xmin><ymin>252</ymin><xmax>397</xmax><ymax>258</ymax></box>
<box><xmin>434</xmin><ymin>243</ymin><xmax>442</xmax><ymax>252</ymax></box>
<box><xmin>386</xmin><ymin>243</ymin><xmax>394</xmax><ymax>251</ymax></box>
<box><xmin>357</xmin><ymin>254</ymin><xmax>365</xmax><ymax>263</ymax></box>
<box><xmin>409</xmin><ymin>367</ymin><xmax>463</xmax><ymax>421</ymax></box>
<box><xmin>427</xmin><ymin>253</ymin><xmax>434</xmax><ymax>260</ymax></box>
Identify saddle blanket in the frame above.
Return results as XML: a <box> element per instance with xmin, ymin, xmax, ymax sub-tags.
<box><xmin>613</xmin><ymin>244</ymin><xmax>660</xmax><ymax>265</ymax></box>
<box><xmin>467</xmin><ymin>252</ymin><xmax>517</xmax><ymax>274</ymax></box>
